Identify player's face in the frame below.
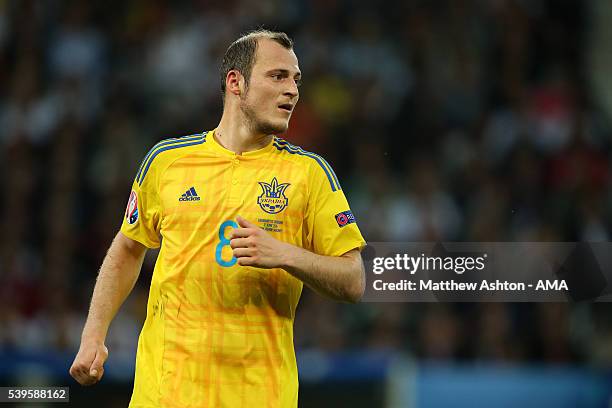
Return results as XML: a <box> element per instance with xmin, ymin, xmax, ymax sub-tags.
<box><xmin>240</xmin><ymin>39</ymin><xmax>301</xmax><ymax>135</ymax></box>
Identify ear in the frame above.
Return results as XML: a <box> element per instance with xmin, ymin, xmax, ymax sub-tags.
<box><xmin>226</xmin><ymin>70</ymin><xmax>244</xmax><ymax>96</ymax></box>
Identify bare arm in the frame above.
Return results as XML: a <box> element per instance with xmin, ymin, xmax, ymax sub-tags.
<box><xmin>70</xmin><ymin>231</ymin><xmax>147</xmax><ymax>385</ymax></box>
<box><xmin>281</xmin><ymin>247</ymin><xmax>365</xmax><ymax>303</ymax></box>
<box><xmin>230</xmin><ymin>216</ymin><xmax>365</xmax><ymax>303</ymax></box>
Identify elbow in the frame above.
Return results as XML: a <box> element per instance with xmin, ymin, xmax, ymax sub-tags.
<box><xmin>345</xmin><ymin>267</ymin><xmax>365</xmax><ymax>304</ymax></box>
<box><xmin>345</xmin><ymin>281</ymin><xmax>364</xmax><ymax>304</ymax></box>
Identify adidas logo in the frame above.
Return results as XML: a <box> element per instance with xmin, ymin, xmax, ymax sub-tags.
<box><xmin>179</xmin><ymin>187</ymin><xmax>201</xmax><ymax>202</ymax></box>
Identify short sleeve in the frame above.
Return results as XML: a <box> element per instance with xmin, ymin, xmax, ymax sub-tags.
<box><xmin>303</xmin><ymin>159</ymin><xmax>366</xmax><ymax>257</ymax></box>
<box><xmin>119</xmin><ymin>157</ymin><xmax>162</xmax><ymax>249</ymax></box>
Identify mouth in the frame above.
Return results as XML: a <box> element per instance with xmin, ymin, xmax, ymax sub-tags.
<box><xmin>278</xmin><ymin>103</ymin><xmax>293</xmax><ymax>113</ymax></box>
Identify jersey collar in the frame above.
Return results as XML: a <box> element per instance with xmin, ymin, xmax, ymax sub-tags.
<box><xmin>207</xmin><ymin>128</ymin><xmax>276</xmax><ymax>158</ymax></box>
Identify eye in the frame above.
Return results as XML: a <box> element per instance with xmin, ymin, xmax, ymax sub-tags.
<box><xmin>295</xmin><ymin>78</ymin><xmax>302</xmax><ymax>87</ymax></box>
<box><xmin>272</xmin><ymin>74</ymin><xmax>283</xmax><ymax>81</ymax></box>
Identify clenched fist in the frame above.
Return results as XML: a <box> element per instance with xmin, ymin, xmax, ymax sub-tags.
<box><xmin>69</xmin><ymin>341</ymin><xmax>108</xmax><ymax>386</ymax></box>
<box><xmin>230</xmin><ymin>216</ymin><xmax>292</xmax><ymax>268</ymax></box>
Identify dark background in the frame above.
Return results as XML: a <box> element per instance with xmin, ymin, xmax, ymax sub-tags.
<box><xmin>2</xmin><ymin>0</ymin><xmax>612</xmax><ymax>406</ymax></box>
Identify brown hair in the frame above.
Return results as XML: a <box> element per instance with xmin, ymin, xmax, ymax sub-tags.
<box><xmin>220</xmin><ymin>29</ymin><xmax>293</xmax><ymax>99</ymax></box>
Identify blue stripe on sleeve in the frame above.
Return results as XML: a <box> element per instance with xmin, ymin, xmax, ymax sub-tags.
<box><xmin>137</xmin><ymin>133</ymin><xmax>207</xmax><ymax>185</ymax></box>
<box><xmin>273</xmin><ymin>139</ymin><xmax>341</xmax><ymax>190</ymax></box>
<box><xmin>135</xmin><ymin>133</ymin><xmax>206</xmax><ymax>182</ymax></box>
<box><xmin>273</xmin><ymin>139</ymin><xmax>339</xmax><ymax>192</ymax></box>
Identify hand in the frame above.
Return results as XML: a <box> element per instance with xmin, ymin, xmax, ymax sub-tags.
<box><xmin>69</xmin><ymin>340</ymin><xmax>108</xmax><ymax>386</ymax></box>
<box><xmin>230</xmin><ymin>216</ymin><xmax>292</xmax><ymax>268</ymax></box>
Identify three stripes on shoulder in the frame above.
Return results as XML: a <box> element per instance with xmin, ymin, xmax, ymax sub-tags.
<box><xmin>273</xmin><ymin>137</ymin><xmax>341</xmax><ymax>192</ymax></box>
<box><xmin>135</xmin><ymin>133</ymin><xmax>208</xmax><ymax>185</ymax></box>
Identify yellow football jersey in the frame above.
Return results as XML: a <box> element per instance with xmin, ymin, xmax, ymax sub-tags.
<box><xmin>120</xmin><ymin>129</ymin><xmax>365</xmax><ymax>408</ymax></box>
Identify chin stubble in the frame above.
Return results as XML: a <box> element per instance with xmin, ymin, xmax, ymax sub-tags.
<box><xmin>240</xmin><ymin>96</ymin><xmax>288</xmax><ymax>135</ymax></box>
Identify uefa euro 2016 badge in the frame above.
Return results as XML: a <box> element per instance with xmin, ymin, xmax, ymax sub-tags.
<box><xmin>125</xmin><ymin>190</ymin><xmax>139</xmax><ymax>224</ymax></box>
<box><xmin>257</xmin><ymin>177</ymin><xmax>290</xmax><ymax>214</ymax></box>
<box><xmin>335</xmin><ymin>210</ymin><xmax>356</xmax><ymax>227</ymax></box>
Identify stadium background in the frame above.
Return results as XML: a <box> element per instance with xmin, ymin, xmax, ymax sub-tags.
<box><xmin>2</xmin><ymin>0</ymin><xmax>612</xmax><ymax>406</ymax></box>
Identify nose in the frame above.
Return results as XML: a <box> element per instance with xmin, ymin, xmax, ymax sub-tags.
<box><xmin>284</xmin><ymin>80</ymin><xmax>299</xmax><ymax>99</ymax></box>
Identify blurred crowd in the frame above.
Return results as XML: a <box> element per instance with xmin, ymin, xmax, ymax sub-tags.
<box><xmin>2</xmin><ymin>0</ymin><xmax>612</xmax><ymax>369</ymax></box>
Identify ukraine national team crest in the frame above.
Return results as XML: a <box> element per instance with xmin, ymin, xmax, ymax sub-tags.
<box><xmin>257</xmin><ymin>177</ymin><xmax>290</xmax><ymax>214</ymax></box>
<box><xmin>125</xmin><ymin>190</ymin><xmax>139</xmax><ymax>225</ymax></box>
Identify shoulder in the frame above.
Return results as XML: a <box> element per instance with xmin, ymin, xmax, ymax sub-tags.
<box><xmin>135</xmin><ymin>131</ymin><xmax>209</xmax><ymax>186</ymax></box>
<box><xmin>272</xmin><ymin>136</ymin><xmax>342</xmax><ymax>192</ymax></box>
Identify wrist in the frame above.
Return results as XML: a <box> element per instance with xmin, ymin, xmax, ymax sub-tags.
<box><xmin>279</xmin><ymin>242</ymin><xmax>300</xmax><ymax>270</ymax></box>
<box><xmin>81</xmin><ymin>326</ymin><xmax>107</xmax><ymax>345</ymax></box>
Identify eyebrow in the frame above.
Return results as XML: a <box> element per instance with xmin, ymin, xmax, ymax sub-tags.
<box><xmin>268</xmin><ymin>69</ymin><xmax>302</xmax><ymax>77</ymax></box>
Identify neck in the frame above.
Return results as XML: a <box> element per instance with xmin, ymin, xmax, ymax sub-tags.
<box><xmin>215</xmin><ymin>109</ymin><xmax>273</xmax><ymax>155</ymax></box>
